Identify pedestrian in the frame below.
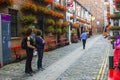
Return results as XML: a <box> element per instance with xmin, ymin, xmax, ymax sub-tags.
<box><xmin>25</xmin><ymin>28</ymin><xmax>36</xmax><ymax>76</ymax></box>
<box><xmin>36</xmin><ymin>30</ymin><xmax>45</xmax><ymax>71</ymax></box>
<box><xmin>80</xmin><ymin>31</ymin><xmax>88</xmax><ymax>49</ymax></box>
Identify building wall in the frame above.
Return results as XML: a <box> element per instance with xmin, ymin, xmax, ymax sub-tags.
<box><xmin>0</xmin><ymin>0</ymin><xmax>27</xmax><ymax>47</ymax></box>
<box><xmin>78</xmin><ymin>0</ymin><xmax>104</xmax><ymax>34</ymax></box>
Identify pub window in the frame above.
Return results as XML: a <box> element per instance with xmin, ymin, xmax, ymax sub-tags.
<box><xmin>8</xmin><ymin>9</ymin><xmax>18</xmax><ymax>37</ymax></box>
<box><xmin>114</xmin><ymin>19</ymin><xmax>119</xmax><ymax>26</ymax></box>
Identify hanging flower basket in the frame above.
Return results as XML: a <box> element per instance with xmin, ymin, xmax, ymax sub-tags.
<box><xmin>38</xmin><ymin>6</ymin><xmax>49</xmax><ymax>14</ymax></box>
<box><xmin>109</xmin><ymin>13</ymin><xmax>120</xmax><ymax>19</ymax></box>
<box><xmin>70</xmin><ymin>16</ymin><xmax>75</xmax><ymax>20</ymax></box>
<box><xmin>56</xmin><ymin>21</ymin><xmax>63</xmax><ymax>27</ymax></box>
<box><xmin>62</xmin><ymin>27</ymin><xmax>68</xmax><ymax>34</ymax></box>
<box><xmin>55</xmin><ymin>4</ymin><xmax>68</xmax><ymax>11</ymax></box>
<box><xmin>45</xmin><ymin>26</ymin><xmax>55</xmax><ymax>33</ymax></box>
<box><xmin>56</xmin><ymin>28</ymin><xmax>62</xmax><ymax>34</ymax></box>
<box><xmin>110</xmin><ymin>26</ymin><xmax>120</xmax><ymax>30</ymax></box>
<box><xmin>62</xmin><ymin>22</ymin><xmax>69</xmax><ymax>27</ymax></box>
<box><xmin>0</xmin><ymin>0</ymin><xmax>14</xmax><ymax>7</ymax></box>
<box><xmin>20</xmin><ymin>15</ymin><xmax>36</xmax><ymax>25</ymax></box>
<box><xmin>21</xmin><ymin>25</ymin><xmax>38</xmax><ymax>35</ymax></box>
<box><xmin>38</xmin><ymin>6</ymin><xmax>65</xmax><ymax>19</ymax></box>
<box><xmin>45</xmin><ymin>19</ymin><xmax>55</xmax><ymax>26</ymax></box>
<box><xmin>43</xmin><ymin>0</ymin><xmax>53</xmax><ymax>5</ymax></box>
<box><xmin>72</xmin><ymin>23</ymin><xmax>79</xmax><ymax>28</ymax></box>
<box><xmin>21</xmin><ymin>2</ymin><xmax>38</xmax><ymax>14</ymax></box>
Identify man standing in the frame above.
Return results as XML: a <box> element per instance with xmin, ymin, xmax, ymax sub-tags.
<box><xmin>80</xmin><ymin>31</ymin><xmax>88</xmax><ymax>49</ymax></box>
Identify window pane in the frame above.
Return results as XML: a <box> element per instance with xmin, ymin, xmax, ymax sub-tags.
<box><xmin>8</xmin><ymin>9</ymin><xmax>18</xmax><ymax>37</ymax></box>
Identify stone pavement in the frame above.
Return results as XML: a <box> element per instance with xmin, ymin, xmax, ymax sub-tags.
<box><xmin>0</xmin><ymin>35</ymin><xmax>113</xmax><ymax>80</ymax></box>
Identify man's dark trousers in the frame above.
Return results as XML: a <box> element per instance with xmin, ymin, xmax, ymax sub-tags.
<box><xmin>82</xmin><ymin>39</ymin><xmax>86</xmax><ymax>49</ymax></box>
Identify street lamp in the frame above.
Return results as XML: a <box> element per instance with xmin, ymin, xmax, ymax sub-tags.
<box><xmin>91</xmin><ymin>16</ymin><xmax>95</xmax><ymax>27</ymax></box>
<box><xmin>90</xmin><ymin>16</ymin><xmax>95</xmax><ymax>36</ymax></box>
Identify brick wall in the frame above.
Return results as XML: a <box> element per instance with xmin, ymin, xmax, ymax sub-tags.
<box><xmin>78</xmin><ymin>0</ymin><xmax>104</xmax><ymax>34</ymax></box>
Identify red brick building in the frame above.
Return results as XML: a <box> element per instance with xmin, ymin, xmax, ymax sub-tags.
<box><xmin>78</xmin><ymin>0</ymin><xmax>104</xmax><ymax>34</ymax></box>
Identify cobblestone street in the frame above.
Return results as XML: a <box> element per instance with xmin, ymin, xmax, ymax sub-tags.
<box><xmin>0</xmin><ymin>35</ymin><xmax>113</xmax><ymax>80</ymax></box>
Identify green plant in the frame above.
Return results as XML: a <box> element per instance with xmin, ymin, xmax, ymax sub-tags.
<box><xmin>46</xmin><ymin>26</ymin><xmax>55</xmax><ymax>33</ymax></box>
<box><xmin>20</xmin><ymin>15</ymin><xmax>35</xmax><ymax>25</ymax></box>
<box><xmin>45</xmin><ymin>19</ymin><xmax>55</xmax><ymax>26</ymax></box>
<box><xmin>110</xmin><ymin>26</ymin><xmax>120</xmax><ymax>30</ymax></box>
<box><xmin>56</xmin><ymin>28</ymin><xmax>62</xmax><ymax>34</ymax></box>
<box><xmin>71</xmin><ymin>29</ymin><xmax>77</xmax><ymax>34</ymax></box>
<box><xmin>21</xmin><ymin>25</ymin><xmax>38</xmax><ymax>35</ymax></box>
<box><xmin>62</xmin><ymin>28</ymin><xmax>68</xmax><ymax>34</ymax></box>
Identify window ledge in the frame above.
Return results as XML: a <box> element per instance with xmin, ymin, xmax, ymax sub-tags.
<box><xmin>11</xmin><ymin>37</ymin><xmax>21</xmax><ymax>40</ymax></box>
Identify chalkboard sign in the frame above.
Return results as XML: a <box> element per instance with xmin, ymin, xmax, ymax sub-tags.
<box><xmin>0</xmin><ymin>14</ymin><xmax>11</xmax><ymax>66</ymax></box>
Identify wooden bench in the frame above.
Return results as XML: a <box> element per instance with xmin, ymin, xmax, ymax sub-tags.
<box><xmin>45</xmin><ymin>39</ymin><xmax>57</xmax><ymax>51</ymax></box>
<box><xmin>11</xmin><ymin>46</ymin><xmax>26</xmax><ymax>61</ymax></box>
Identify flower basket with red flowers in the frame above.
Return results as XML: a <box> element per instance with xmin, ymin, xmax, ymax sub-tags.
<box><xmin>55</xmin><ymin>4</ymin><xmax>68</xmax><ymax>11</ymax></box>
<box><xmin>21</xmin><ymin>2</ymin><xmax>38</xmax><ymax>14</ymax></box>
<box><xmin>70</xmin><ymin>16</ymin><xmax>75</xmax><ymax>20</ymax></box>
<box><xmin>0</xmin><ymin>0</ymin><xmax>14</xmax><ymax>7</ymax></box>
<box><xmin>72</xmin><ymin>23</ymin><xmax>79</xmax><ymax>28</ymax></box>
<box><xmin>62</xmin><ymin>22</ymin><xmax>69</xmax><ymax>27</ymax></box>
<box><xmin>43</xmin><ymin>0</ymin><xmax>53</xmax><ymax>5</ymax></box>
<box><xmin>20</xmin><ymin>15</ymin><xmax>36</xmax><ymax>25</ymax></box>
<box><xmin>45</xmin><ymin>19</ymin><xmax>55</xmax><ymax>26</ymax></box>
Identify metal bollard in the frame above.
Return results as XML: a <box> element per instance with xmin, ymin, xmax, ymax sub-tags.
<box><xmin>109</xmin><ymin>56</ymin><xmax>113</xmax><ymax>69</ymax></box>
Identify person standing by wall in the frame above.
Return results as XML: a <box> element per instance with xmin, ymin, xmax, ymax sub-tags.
<box><xmin>36</xmin><ymin>30</ymin><xmax>45</xmax><ymax>71</ymax></box>
<box><xmin>25</xmin><ymin>28</ymin><xmax>36</xmax><ymax>76</ymax></box>
<box><xmin>80</xmin><ymin>31</ymin><xmax>88</xmax><ymax>49</ymax></box>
